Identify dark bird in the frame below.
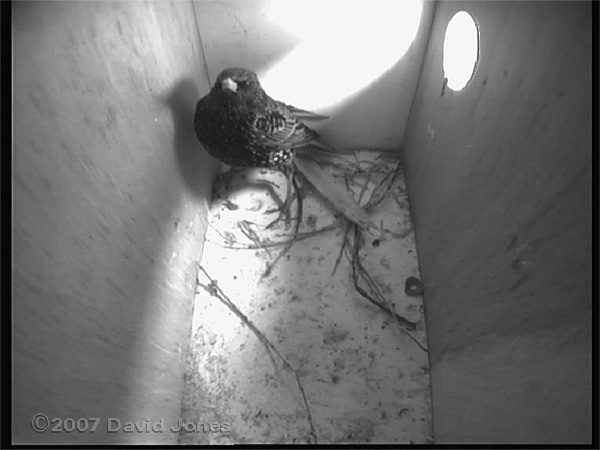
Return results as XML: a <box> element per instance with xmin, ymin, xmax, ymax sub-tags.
<box><xmin>194</xmin><ymin>67</ymin><xmax>330</xmax><ymax>225</ymax></box>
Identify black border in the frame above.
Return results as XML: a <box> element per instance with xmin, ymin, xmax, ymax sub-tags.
<box><xmin>2</xmin><ymin>1</ymin><xmax>13</xmax><ymax>449</ymax></box>
<box><xmin>1</xmin><ymin>0</ymin><xmax>598</xmax><ymax>449</ymax></box>
<box><xmin>590</xmin><ymin>0</ymin><xmax>599</xmax><ymax>447</ymax></box>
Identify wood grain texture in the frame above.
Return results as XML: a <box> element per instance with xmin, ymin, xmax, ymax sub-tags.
<box><xmin>12</xmin><ymin>1</ymin><xmax>217</xmax><ymax>443</ymax></box>
<box><xmin>402</xmin><ymin>0</ymin><xmax>592</xmax><ymax>443</ymax></box>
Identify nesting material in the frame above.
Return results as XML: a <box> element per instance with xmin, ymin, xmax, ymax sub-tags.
<box><xmin>179</xmin><ymin>151</ymin><xmax>433</xmax><ymax>444</ymax></box>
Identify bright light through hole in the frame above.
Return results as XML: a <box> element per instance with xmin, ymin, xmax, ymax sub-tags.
<box><xmin>443</xmin><ymin>11</ymin><xmax>479</xmax><ymax>91</ymax></box>
<box><xmin>262</xmin><ymin>0</ymin><xmax>423</xmax><ymax>111</ymax></box>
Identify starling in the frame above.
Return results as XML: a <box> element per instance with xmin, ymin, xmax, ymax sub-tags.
<box><xmin>194</xmin><ymin>67</ymin><xmax>327</xmax><ymax>225</ymax></box>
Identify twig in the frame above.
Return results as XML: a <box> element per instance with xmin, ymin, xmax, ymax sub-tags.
<box><xmin>263</xmin><ymin>168</ymin><xmax>303</xmax><ymax>278</ymax></box>
<box><xmin>332</xmin><ymin>220</ymin><xmax>352</xmax><ymax>276</ymax></box>
<box><xmin>207</xmin><ymin>220</ymin><xmax>237</xmax><ymax>245</ymax></box>
<box><xmin>346</xmin><ymin>243</ymin><xmax>418</xmax><ymax>331</ymax></box>
<box><xmin>196</xmin><ymin>264</ymin><xmax>317</xmax><ymax>443</ymax></box>
<box><xmin>206</xmin><ymin>222</ymin><xmax>342</xmax><ymax>250</ymax></box>
<box><xmin>343</xmin><ymin>170</ymin><xmax>352</xmax><ymax>193</ymax></box>
<box><xmin>356</xmin><ymin>171</ymin><xmax>372</xmax><ymax>207</ymax></box>
<box><xmin>363</xmin><ymin>160</ymin><xmax>402</xmax><ymax>211</ymax></box>
<box><xmin>330</xmin><ymin>161</ymin><xmax>371</xmax><ymax>277</ymax></box>
<box><xmin>348</xmin><ymin>224</ymin><xmax>427</xmax><ymax>352</ymax></box>
<box><xmin>393</xmin><ymin>194</ymin><xmax>406</xmax><ymax>210</ymax></box>
<box><xmin>239</xmin><ymin>220</ymin><xmax>272</xmax><ymax>258</ymax></box>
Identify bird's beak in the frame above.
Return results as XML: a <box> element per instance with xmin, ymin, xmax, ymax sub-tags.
<box><xmin>221</xmin><ymin>77</ymin><xmax>238</xmax><ymax>92</ymax></box>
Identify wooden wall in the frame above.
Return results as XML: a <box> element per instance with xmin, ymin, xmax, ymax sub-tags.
<box><xmin>12</xmin><ymin>1</ymin><xmax>217</xmax><ymax>443</ymax></box>
<box><xmin>402</xmin><ymin>1</ymin><xmax>592</xmax><ymax>443</ymax></box>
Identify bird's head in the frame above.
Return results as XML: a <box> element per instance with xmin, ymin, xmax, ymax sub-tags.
<box><xmin>213</xmin><ymin>67</ymin><xmax>262</xmax><ymax>97</ymax></box>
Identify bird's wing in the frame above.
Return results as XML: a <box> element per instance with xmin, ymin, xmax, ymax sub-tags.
<box><xmin>250</xmin><ymin>102</ymin><xmax>320</xmax><ymax>151</ymax></box>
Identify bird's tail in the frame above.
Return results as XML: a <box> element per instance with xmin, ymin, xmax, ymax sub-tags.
<box><xmin>284</xmin><ymin>103</ymin><xmax>330</xmax><ymax>121</ymax></box>
<box><xmin>293</xmin><ymin>154</ymin><xmax>379</xmax><ymax>231</ymax></box>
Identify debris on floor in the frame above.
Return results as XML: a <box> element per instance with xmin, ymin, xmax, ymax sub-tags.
<box><xmin>179</xmin><ymin>150</ymin><xmax>433</xmax><ymax>444</ymax></box>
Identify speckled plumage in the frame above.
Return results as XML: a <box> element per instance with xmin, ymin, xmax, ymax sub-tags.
<box><xmin>194</xmin><ymin>67</ymin><xmax>320</xmax><ymax>169</ymax></box>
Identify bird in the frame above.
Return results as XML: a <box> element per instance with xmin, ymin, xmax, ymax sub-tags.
<box><xmin>194</xmin><ymin>67</ymin><xmax>330</xmax><ymax>226</ymax></box>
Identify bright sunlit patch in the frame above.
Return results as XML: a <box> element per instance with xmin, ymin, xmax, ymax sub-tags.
<box><xmin>261</xmin><ymin>0</ymin><xmax>423</xmax><ymax>111</ymax></box>
<box><xmin>443</xmin><ymin>11</ymin><xmax>479</xmax><ymax>91</ymax></box>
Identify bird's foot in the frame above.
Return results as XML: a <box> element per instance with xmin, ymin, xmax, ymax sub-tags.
<box><xmin>262</xmin><ymin>174</ymin><xmax>303</xmax><ymax>278</ymax></box>
<box><xmin>265</xmin><ymin>168</ymin><xmax>297</xmax><ymax>229</ymax></box>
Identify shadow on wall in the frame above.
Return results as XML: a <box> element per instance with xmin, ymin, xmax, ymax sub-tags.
<box><xmin>160</xmin><ymin>78</ymin><xmax>220</xmax><ymax>199</ymax></box>
<box><xmin>12</xmin><ymin>1</ymin><xmax>216</xmax><ymax>444</ymax></box>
